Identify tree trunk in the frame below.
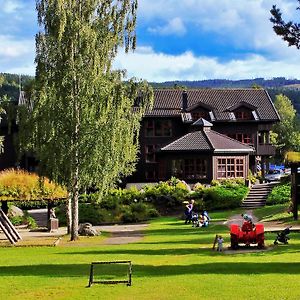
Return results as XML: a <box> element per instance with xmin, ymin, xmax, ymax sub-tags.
<box><xmin>66</xmin><ymin>193</ymin><xmax>72</xmax><ymax>234</ymax></box>
<box><xmin>70</xmin><ymin>166</ymin><xmax>79</xmax><ymax>241</ymax></box>
<box><xmin>70</xmin><ymin>93</ymin><xmax>80</xmax><ymax>241</ymax></box>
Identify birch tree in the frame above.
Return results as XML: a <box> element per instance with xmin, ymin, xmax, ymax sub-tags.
<box><xmin>28</xmin><ymin>0</ymin><xmax>152</xmax><ymax>240</ymax></box>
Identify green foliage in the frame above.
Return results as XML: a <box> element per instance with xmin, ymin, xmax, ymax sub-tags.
<box><xmin>121</xmin><ymin>202</ymin><xmax>159</xmax><ymax>223</ymax></box>
<box><xmin>267</xmin><ymin>183</ymin><xmax>291</xmax><ymax>205</ymax></box>
<box><xmin>143</xmin><ymin>179</ymin><xmax>190</xmax><ymax>209</ymax></box>
<box><xmin>193</xmin><ymin>183</ymin><xmax>205</xmax><ymax>192</ymax></box>
<box><xmin>9</xmin><ymin>213</ymin><xmax>37</xmax><ymax>229</ymax></box>
<box><xmin>272</xmin><ymin>94</ymin><xmax>300</xmax><ymax>154</ymax></box>
<box><xmin>247</xmin><ymin>169</ymin><xmax>257</xmax><ymax>184</ymax></box>
<box><xmin>203</xmin><ymin>184</ymin><xmax>248</xmax><ymax>210</ymax></box>
<box><xmin>21</xmin><ymin>1</ymin><xmax>153</xmax><ymax>240</ymax></box>
<box><xmin>270</xmin><ymin>3</ymin><xmax>300</xmax><ymax>49</ymax></box>
<box><xmin>56</xmin><ymin>201</ymin><xmax>158</xmax><ymax>225</ymax></box>
<box><xmin>104</xmin><ymin>186</ymin><xmax>143</xmax><ymax>205</ymax></box>
<box><xmin>210</xmin><ymin>180</ymin><xmax>221</xmax><ymax>186</ymax></box>
<box><xmin>0</xmin><ymin>75</ymin><xmax>5</xmax><ymax>87</ymax></box>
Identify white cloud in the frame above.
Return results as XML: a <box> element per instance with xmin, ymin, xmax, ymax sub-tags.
<box><xmin>1</xmin><ymin>0</ymin><xmax>23</xmax><ymax>14</ymax></box>
<box><xmin>115</xmin><ymin>46</ymin><xmax>300</xmax><ymax>82</ymax></box>
<box><xmin>0</xmin><ymin>35</ymin><xmax>34</xmax><ymax>58</ymax></box>
<box><xmin>0</xmin><ymin>35</ymin><xmax>35</xmax><ymax>75</ymax></box>
<box><xmin>148</xmin><ymin>17</ymin><xmax>186</xmax><ymax>36</ymax></box>
<box><xmin>139</xmin><ymin>0</ymin><xmax>300</xmax><ymax>57</ymax></box>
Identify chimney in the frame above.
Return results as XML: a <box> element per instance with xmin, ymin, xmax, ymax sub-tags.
<box><xmin>181</xmin><ymin>90</ymin><xmax>188</xmax><ymax>112</ymax></box>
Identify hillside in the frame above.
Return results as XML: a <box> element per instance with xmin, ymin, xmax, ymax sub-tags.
<box><xmin>0</xmin><ymin>73</ymin><xmax>33</xmax><ymax>102</ymax></box>
<box><xmin>150</xmin><ymin>77</ymin><xmax>300</xmax><ymax>115</ymax></box>
<box><xmin>1</xmin><ymin>74</ymin><xmax>300</xmax><ymax>114</ymax></box>
<box><xmin>150</xmin><ymin>77</ymin><xmax>300</xmax><ymax>89</ymax></box>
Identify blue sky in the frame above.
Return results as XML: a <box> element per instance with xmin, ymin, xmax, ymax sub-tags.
<box><xmin>1</xmin><ymin>0</ymin><xmax>300</xmax><ymax>82</ymax></box>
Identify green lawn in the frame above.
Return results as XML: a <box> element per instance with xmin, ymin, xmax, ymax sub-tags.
<box><xmin>0</xmin><ymin>208</ymin><xmax>300</xmax><ymax>300</ymax></box>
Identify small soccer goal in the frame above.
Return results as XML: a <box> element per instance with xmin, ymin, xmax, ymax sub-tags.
<box><xmin>88</xmin><ymin>261</ymin><xmax>132</xmax><ymax>287</ymax></box>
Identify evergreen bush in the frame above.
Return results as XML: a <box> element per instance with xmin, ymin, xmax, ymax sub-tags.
<box><xmin>267</xmin><ymin>183</ymin><xmax>291</xmax><ymax>205</ymax></box>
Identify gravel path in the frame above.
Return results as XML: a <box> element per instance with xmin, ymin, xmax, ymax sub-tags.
<box><xmin>223</xmin><ymin>210</ymin><xmax>258</xmax><ymax>227</ymax></box>
<box><xmin>94</xmin><ymin>224</ymin><xmax>148</xmax><ymax>245</ymax></box>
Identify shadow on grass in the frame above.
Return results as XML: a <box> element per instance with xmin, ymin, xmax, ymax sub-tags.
<box><xmin>58</xmin><ymin>247</ymin><xmax>210</xmax><ymax>256</ymax></box>
<box><xmin>1</xmin><ymin>261</ymin><xmax>300</xmax><ymax>278</ymax></box>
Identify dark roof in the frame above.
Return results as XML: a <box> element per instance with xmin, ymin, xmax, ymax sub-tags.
<box><xmin>146</xmin><ymin>89</ymin><xmax>280</xmax><ymax>122</ymax></box>
<box><xmin>192</xmin><ymin>118</ymin><xmax>213</xmax><ymax>127</ymax></box>
<box><xmin>161</xmin><ymin>128</ymin><xmax>254</xmax><ymax>153</ymax></box>
<box><xmin>161</xmin><ymin>131</ymin><xmax>212</xmax><ymax>151</ymax></box>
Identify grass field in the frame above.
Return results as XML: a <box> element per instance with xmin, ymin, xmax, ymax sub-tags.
<box><xmin>0</xmin><ymin>206</ymin><xmax>300</xmax><ymax>300</ymax></box>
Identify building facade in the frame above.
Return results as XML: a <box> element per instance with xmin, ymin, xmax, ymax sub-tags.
<box><xmin>128</xmin><ymin>89</ymin><xmax>280</xmax><ymax>183</ymax></box>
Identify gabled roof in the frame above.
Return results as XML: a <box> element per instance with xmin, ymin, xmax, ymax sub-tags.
<box><xmin>161</xmin><ymin>131</ymin><xmax>212</xmax><ymax>151</ymax></box>
<box><xmin>192</xmin><ymin>118</ymin><xmax>213</xmax><ymax>127</ymax></box>
<box><xmin>225</xmin><ymin>101</ymin><xmax>257</xmax><ymax>112</ymax></box>
<box><xmin>146</xmin><ymin>89</ymin><xmax>280</xmax><ymax>122</ymax></box>
<box><xmin>161</xmin><ymin>128</ymin><xmax>254</xmax><ymax>153</ymax></box>
<box><xmin>186</xmin><ymin>101</ymin><xmax>214</xmax><ymax>112</ymax></box>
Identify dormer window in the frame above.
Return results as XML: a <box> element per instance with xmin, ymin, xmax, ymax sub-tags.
<box><xmin>235</xmin><ymin>111</ymin><xmax>252</xmax><ymax>120</ymax></box>
<box><xmin>226</xmin><ymin>101</ymin><xmax>258</xmax><ymax>122</ymax></box>
<box><xmin>191</xmin><ymin>111</ymin><xmax>209</xmax><ymax>121</ymax></box>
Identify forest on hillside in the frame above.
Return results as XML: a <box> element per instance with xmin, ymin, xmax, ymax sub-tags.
<box><xmin>1</xmin><ymin>73</ymin><xmax>300</xmax><ymax>114</ymax></box>
<box><xmin>0</xmin><ymin>73</ymin><xmax>33</xmax><ymax>102</ymax></box>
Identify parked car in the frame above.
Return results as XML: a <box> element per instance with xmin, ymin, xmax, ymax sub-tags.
<box><xmin>264</xmin><ymin>169</ymin><xmax>284</xmax><ymax>182</ymax></box>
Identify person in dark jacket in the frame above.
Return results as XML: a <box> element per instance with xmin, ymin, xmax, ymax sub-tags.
<box><xmin>185</xmin><ymin>199</ymin><xmax>194</xmax><ymax>224</ymax></box>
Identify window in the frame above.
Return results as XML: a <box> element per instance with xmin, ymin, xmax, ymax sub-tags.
<box><xmin>145</xmin><ymin>120</ymin><xmax>172</xmax><ymax>137</ymax></box>
<box><xmin>235</xmin><ymin>111</ymin><xmax>252</xmax><ymax>120</ymax></box>
<box><xmin>145</xmin><ymin>145</ymin><xmax>157</xmax><ymax>163</ymax></box>
<box><xmin>228</xmin><ymin>133</ymin><xmax>253</xmax><ymax>144</ymax></box>
<box><xmin>217</xmin><ymin>158</ymin><xmax>244</xmax><ymax>179</ymax></box>
<box><xmin>171</xmin><ymin>159</ymin><xmax>184</xmax><ymax>178</ymax></box>
<box><xmin>145</xmin><ymin>170</ymin><xmax>156</xmax><ymax>180</ymax></box>
<box><xmin>145</xmin><ymin>120</ymin><xmax>154</xmax><ymax>137</ymax></box>
<box><xmin>191</xmin><ymin>111</ymin><xmax>209</xmax><ymax>121</ymax></box>
<box><xmin>236</xmin><ymin>159</ymin><xmax>244</xmax><ymax>177</ymax></box>
<box><xmin>172</xmin><ymin>158</ymin><xmax>207</xmax><ymax>179</ymax></box>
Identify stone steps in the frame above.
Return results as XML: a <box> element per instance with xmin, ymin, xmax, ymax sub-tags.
<box><xmin>241</xmin><ymin>182</ymin><xmax>278</xmax><ymax>209</ymax></box>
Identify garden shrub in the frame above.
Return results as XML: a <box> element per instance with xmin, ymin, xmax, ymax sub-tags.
<box><xmin>210</xmin><ymin>180</ymin><xmax>221</xmax><ymax>186</ymax></box>
<box><xmin>193</xmin><ymin>183</ymin><xmax>205</xmax><ymax>192</ymax></box>
<box><xmin>143</xmin><ymin>178</ymin><xmax>190</xmax><ymax>210</ymax></box>
<box><xmin>120</xmin><ymin>202</ymin><xmax>159</xmax><ymax>223</ymax></box>
<box><xmin>9</xmin><ymin>213</ymin><xmax>37</xmax><ymax>229</ymax></box>
<box><xmin>56</xmin><ymin>203</ymin><xmax>114</xmax><ymax>225</ymax></box>
<box><xmin>247</xmin><ymin>170</ymin><xmax>257</xmax><ymax>184</ymax></box>
<box><xmin>56</xmin><ymin>200</ymin><xmax>159</xmax><ymax>225</ymax></box>
<box><xmin>0</xmin><ymin>169</ymin><xmax>67</xmax><ymax>201</ymax></box>
<box><xmin>267</xmin><ymin>183</ymin><xmax>291</xmax><ymax>205</ymax></box>
<box><xmin>203</xmin><ymin>184</ymin><xmax>248</xmax><ymax>210</ymax></box>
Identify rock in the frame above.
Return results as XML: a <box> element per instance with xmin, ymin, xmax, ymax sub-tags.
<box><xmin>8</xmin><ymin>205</ymin><xmax>24</xmax><ymax>218</ymax></box>
<box><xmin>78</xmin><ymin>223</ymin><xmax>99</xmax><ymax>236</ymax></box>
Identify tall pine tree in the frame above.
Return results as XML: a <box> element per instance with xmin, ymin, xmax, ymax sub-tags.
<box><xmin>270</xmin><ymin>1</ymin><xmax>300</xmax><ymax>48</ymax></box>
<box><xmin>25</xmin><ymin>0</ymin><xmax>152</xmax><ymax>240</ymax></box>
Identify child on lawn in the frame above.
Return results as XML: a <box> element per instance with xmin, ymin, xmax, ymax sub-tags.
<box><xmin>217</xmin><ymin>235</ymin><xmax>224</xmax><ymax>252</ymax></box>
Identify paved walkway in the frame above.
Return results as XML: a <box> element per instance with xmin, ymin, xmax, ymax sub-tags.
<box><xmin>94</xmin><ymin>224</ymin><xmax>148</xmax><ymax>245</ymax></box>
<box><xmin>0</xmin><ymin>223</ymin><xmax>148</xmax><ymax>245</ymax></box>
<box><xmin>1</xmin><ymin>208</ymin><xmax>300</xmax><ymax>246</ymax></box>
<box><xmin>224</xmin><ymin>210</ymin><xmax>300</xmax><ymax>232</ymax></box>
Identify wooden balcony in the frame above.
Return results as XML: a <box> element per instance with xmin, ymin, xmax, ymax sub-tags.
<box><xmin>256</xmin><ymin>144</ymin><xmax>276</xmax><ymax>156</ymax></box>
